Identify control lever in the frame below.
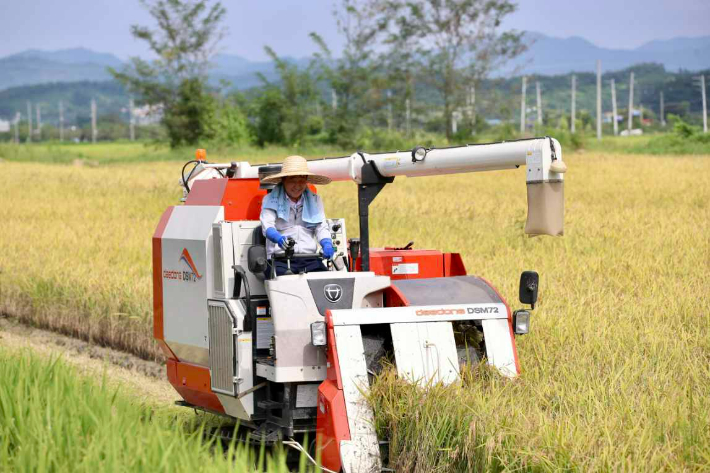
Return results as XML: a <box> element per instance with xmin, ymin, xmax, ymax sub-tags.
<box><xmin>284</xmin><ymin>238</ymin><xmax>296</xmax><ymax>275</ymax></box>
<box><xmin>348</xmin><ymin>238</ymin><xmax>360</xmax><ymax>272</ymax></box>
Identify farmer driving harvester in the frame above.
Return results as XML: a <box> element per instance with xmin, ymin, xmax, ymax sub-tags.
<box><xmin>260</xmin><ymin>155</ymin><xmax>335</xmax><ymax>277</ymax></box>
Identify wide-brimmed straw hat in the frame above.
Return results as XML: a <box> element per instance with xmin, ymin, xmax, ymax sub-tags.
<box><xmin>261</xmin><ymin>155</ymin><xmax>331</xmax><ymax>185</ymax></box>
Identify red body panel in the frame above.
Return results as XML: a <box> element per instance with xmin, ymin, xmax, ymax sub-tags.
<box><xmin>152</xmin><ymin>206</ymin><xmax>177</xmax><ymax>360</ymax></box>
<box><xmin>167</xmin><ymin>359</ymin><xmax>225</xmax><ymax>413</ymax></box>
<box><xmin>357</xmin><ymin>248</ymin><xmax>467</xmax><ymax>280</ymax></box>
<box><xmin>383</xmin><ymin>284</ymin><xmax>410</xmax><ymax>307</ymax></box>
<box><xmin>316</xmin><ymin>310</ymin><xmax>351</xmax><ymax>472</ymax></box>
<box><xmin>317</xmin><ymin>380</ymin><xmax>349</xmax><ymax>472</ymax></box>
<box><xmin>444</xmin><ymin>253</ymin><xmax>467</xmax><ymax>277</ymax></box>
<box><xmin>186</xmin><ymin>178</ymin><xmax>266</xmax><ymax>221</ymax></box>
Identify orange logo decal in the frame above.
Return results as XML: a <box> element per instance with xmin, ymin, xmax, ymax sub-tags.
<box><xmin>179</xmin><ymin>248</ymin><xmax>203</xmax><ymax>279</ymax></box>
<box><xmin>163</xmin><ymin>248</ymin><xmax>203</xmax><ymax>282</ymax></box>
<box><xmin>416</xmin><ymin>308</ymin><xmax>465</xmax><ymax>316</ymax></box>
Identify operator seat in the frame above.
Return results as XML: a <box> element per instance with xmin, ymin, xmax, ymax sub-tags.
<box><xmin>248</xmin><ymin>226</ymin><xmax>268</xmax><ymax>280</ymax></box>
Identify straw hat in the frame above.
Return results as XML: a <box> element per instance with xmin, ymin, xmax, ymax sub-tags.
<box><xmin>261</xmin><ymin>155</ymin><xmax>332</xmax><ymax>185</ymax></box>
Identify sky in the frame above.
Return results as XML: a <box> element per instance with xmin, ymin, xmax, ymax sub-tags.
<box><xmin>0</xmin><ymin>0</ymin><xmax>709</xmax><ymax>61</ymax></box>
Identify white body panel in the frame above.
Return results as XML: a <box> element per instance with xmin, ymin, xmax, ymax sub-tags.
<box><xmin>161</xmin><ymin>205</ymin><xmax>224</xmax><ymax>365</ymax></box>
<box><xmin>327</xmin><ymin>218</ymin><xmax>348</xmax><ymax>262</ymax></box>
<box><xmin>334</xmin><ymin>325</ymin><xmax>382</xmax><ymax>473</ymax></box>
<box><xmin>390</xmin><ymin>321</ymin><xmax>460</xmax><ymax>385</ymax></box>
<box><xmin>259</xmin><ymin>272</ymin><xmax>390</xmax><ymax>383</ymax></box>
<box><xmin>210</xmin><ymin>222</ymin><xmax>231</xmax><ymax>300</ymax></box>
<box><xmin>481</xmin><ymin>319</ymin><xmax>518</xmax><ymax>377</ymax></box>
<box><xmin>207</xmin><ymin>299</ymin><xmax>255</xmax><ymax>420</ymax></box>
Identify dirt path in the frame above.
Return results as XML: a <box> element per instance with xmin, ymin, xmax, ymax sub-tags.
<box><xmin>0</xmin><ymin>315</ymin><xmax>179</xmax><ymax>408</ymax></box>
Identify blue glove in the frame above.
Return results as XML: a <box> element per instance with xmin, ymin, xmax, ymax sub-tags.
<box><xmin>265</xmin><ymin>227</ymin><xmax>288</xmax><ymax>249</ymax></box>
<box><xmin>320</xmin><ymin>238</ymin><xmax>335</xmax><ymax>259</ymax></box>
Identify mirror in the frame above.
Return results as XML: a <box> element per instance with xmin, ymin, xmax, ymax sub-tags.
<box><xmin>519</xmin><ymin>271</ymin><xmax>539</xmax><ymax>308</ymax></box>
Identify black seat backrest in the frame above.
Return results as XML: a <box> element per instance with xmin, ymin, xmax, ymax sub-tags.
<box><xmin>248</xmin><ymin>226</ymin><xmax>268</xmax><ymax>277</ymax></box>
<box><xmin>252</xmin><ymin>226</ymin><xmax>266</xmax><ymax>246</ymax></box>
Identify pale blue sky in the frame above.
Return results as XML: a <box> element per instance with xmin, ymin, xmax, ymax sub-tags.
<box><xmin>0</xmin><ymin>0</ymin><xmax>708</xmax><ymax>60</ymax></box>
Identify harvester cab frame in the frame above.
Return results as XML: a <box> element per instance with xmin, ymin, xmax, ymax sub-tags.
<box><xmin>154</xmin><ymin>137</ymin><xmax>565</xmax><ymax>472</ymax></box>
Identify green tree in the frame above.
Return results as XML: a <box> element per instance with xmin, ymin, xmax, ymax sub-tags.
<box><xmin>209</xmin><ymin>93</ymin><xmax>252</xmax><ymax>146</ymax></box>
<box><xmin>310</xmin><ymin>0</ymin><xmax>387</xmax><ymax>146</ymax></box>
<box><xmin>384</xmin><ymin>0</ymin><xmax>524</xmax><ymax>139</ymax></box>
<box><xmin>254</xmin><ymin>47</ymin><xmax>321</xmax><ymax>146</ymax></box>
<box><xmin>250</xmin><ymin>88</ymin><xmax>287</xmax><ymax>146</ymax></box>
<box><xmin>109</xmin><ymin>0</ymin><xmax>226</xmax><ymax>148</ymax></box>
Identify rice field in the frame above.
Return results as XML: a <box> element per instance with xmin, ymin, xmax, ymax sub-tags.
<box><xmin>0</xmin><ymin>348</ymin><xmax>299</xmax><ymax>472</ymax></box>
<box><xmin>1</xmin><ymin>142</ymin><xmax>709</xmax><ymax>470</ymax></box>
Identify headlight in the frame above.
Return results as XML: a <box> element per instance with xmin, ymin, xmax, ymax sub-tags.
<box><xmin>411</xmin><ymin>146</ymin><xmax>427</xmax><ymax>162</ymax></box>
<box><xmin>311</xmin><ymin>321</ymin><xmax>327</xmax><ymax>346</ymax></box>
<box><xmin>513</xmin><ymin>310</ymin><xmax>530</xmax><ymax>335</ymax></box>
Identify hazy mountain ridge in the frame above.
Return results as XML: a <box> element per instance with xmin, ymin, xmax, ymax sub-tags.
<box><xmin>1</xmin><ymin>33</ymin><xmax>709</xmax><ymax>92</ymax></box>
<box><xmin>506</xmin><ymin>33</ymin><xmax>710</xmax><ymax>75</ymax></box>
<box><xmin>6</xmin><ymin>47</ymin><xmax>124</xmax><ymax>67</ymax></box>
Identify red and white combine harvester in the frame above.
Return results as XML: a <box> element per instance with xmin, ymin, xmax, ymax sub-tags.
<box><xmin>153</xmin><ymin>138</ymin><xmax>566</xmax><ymax>472</ymax></box>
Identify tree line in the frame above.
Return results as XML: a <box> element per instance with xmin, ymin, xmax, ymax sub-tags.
<box><xmin>110</xmin><ymin>0</ymin><xmax>524</xmax><ymax>149</ymax></box>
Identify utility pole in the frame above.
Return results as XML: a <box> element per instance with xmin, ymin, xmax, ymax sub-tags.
<box><xmin>14</xmin><ymin>112</ymin><xmax>20</xmax><ymax>144</ymax></box>
<box><xmin>26</xmin><ymin>101</ymin><xmax>32</xmax><ymax>143</ymax></box>
<box><xmin>452</xmin><ymin>110</ymin><xmax>458</xmax><ymax>135</ymax></box>
<box><xmin>703</xmin><ymin>75</ymin><xmax>708</xmax><ymax>133</ymax></box>
<box><xmin>405</xmin><ymin>98</ymin><xmax>411</xmax><ymax>137</ymax></box>
<box><xmin>469</xmin><ymin>85</ymin><xmax>477</xmax><ymax>132</ymax></box>
<box><xmin>386</xmin><ymin>90</ymin><xmax>393</xmax><ymax>132</ymax></box>
<box><xmin>36</xmin><ymin>103</ymin><xmax>42</xmax><ymax>140</ymax></box>
<box><xmin>91</xmin><ymin>98</ymin><xmax>97</xmax><ymax>144</ymax></box>
<box><xmin>59</xmin><ymin>101</ymin><xmax>65</xmax><ymax>142</ymax></box>
<box><xmin>571</xmin><ymin>75</ymin><xmax>576</xmax><ymax>133</ymax></box>
<box><xmin>627</xmin><ymin>72</ymin><xmax>635</xmax><ymax>133</ymax></box>
<box><xmin>129</xmin><ymin>98</ymin><xmax>135</xmax><ymax>141</ymax></box>
<box><xmin>331</xmin><ymin>89</ymin><xmax>337</xmax><ymax>111</ymax></box>
<box><xmin>520</xmin><ymin>76</ymin><xmax>527</xmax><ymax>134</ymax></box>
<box><xmin>536</xmin><ymin>81</ymin><xmax>542</xmax><ymax>126</ymax></box>
<box><xmin>610</xmin><ymin>79</ymin><xmax>619</xmax><ymax>136</ymax></box>
<box><xmin>596</xmin><ymin>60</ymin><xmax>602</xmax><ymax>140</ymax></box>
<box><xmin>660</xmin><ymin>92</ymin><xmax>665</xmax><ymax>127</ymax></box>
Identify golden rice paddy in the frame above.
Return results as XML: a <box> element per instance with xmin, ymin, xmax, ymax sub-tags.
<box><xmin>1</xmin><ymin>143</ymin><xmax>708</xmax><ymax>470</ymax></box>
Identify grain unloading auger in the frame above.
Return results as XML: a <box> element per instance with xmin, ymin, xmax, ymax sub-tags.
<box><xmin>153</xmin><ymin>138</ymin><xmax>566</xmax><ymax>472</ymax></box>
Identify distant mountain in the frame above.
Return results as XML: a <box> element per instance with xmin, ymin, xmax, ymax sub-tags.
<box><xmin>636</xmin><ymin>36</ymin><xmax>710</xmax><ymax>53</ymax></box>
<box><xmin>0</xmin><ymin>47</ymin><xmax>309</xmax><ymax>91</ymax></box>
<box><xmin>1</xmin><ymin>34</ymin><xmax>709</xmax><ymax>92</ymax></box>
<box><xmin>506</xmin><ymin>33</ymin><xmax>710</xmax><ymax>75</ymax></box>
<box><xmin>0</xmin><ymin>56</ymin><xmax>114</xmax><ymax>91</ymax></box>
<box><xmin>7</xmin><ymin>48</ymin><xmax>123</xmax><ymax>67</ymax></box>
<box><xmin>0</xmin><ymin>48</ymin><xmax>122</xmax><ymax>90</ymax></box>
<box><xmin>211</xmin><ymin>53</ymin><xmax>313</xmax><ymax>89</ymax></box>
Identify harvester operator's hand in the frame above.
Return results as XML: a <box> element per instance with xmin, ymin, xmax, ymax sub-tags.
<box><xmin>320</xmin><ymin>238</ymin><xmax>335</xmax><ymax>259</ymax></box>
<box><xmin>265</xmin><ymin>227</ymin><xmax>289</xmax><ymax>249</ymax></box>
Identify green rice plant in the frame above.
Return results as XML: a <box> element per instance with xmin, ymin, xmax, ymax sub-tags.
<box><xmin>0</xmin><ymin>348</ymin><xmax>303</xmax><ymax>472</ymax></box>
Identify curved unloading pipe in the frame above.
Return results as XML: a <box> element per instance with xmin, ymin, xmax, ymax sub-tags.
<box><xmin>199</xmin><ymin>137</ymin><xmax>567</xmax><ymax>236</ymax></box>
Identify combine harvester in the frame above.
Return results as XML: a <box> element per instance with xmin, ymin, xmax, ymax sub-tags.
<box><xmin>153</xmin><ymin>138</ymin><xmax>566</xmax><ymax>472</ymax></box>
